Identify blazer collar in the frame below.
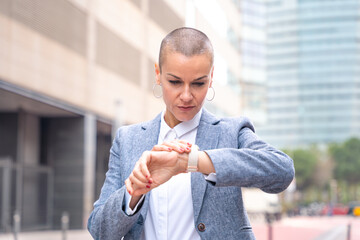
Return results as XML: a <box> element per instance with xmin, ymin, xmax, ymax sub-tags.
<box><xmin>191</xmin><ymin>108</ymin><xmax>221</xmax><ymax>221</ymax></box>
<box><xmin>142</xmin><ymin>108</ymin><xmax>220</xmax><ymax>150</ymax></box>
<box><xmin>140</xmin><ymin>113</ymin><xmax>162</xmax><ymax>148</ymax></box>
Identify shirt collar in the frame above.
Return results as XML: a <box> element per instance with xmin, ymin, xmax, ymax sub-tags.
<box><xmin>159</xmin><ymin>108</ymin><xmax>203</xmax><ymax>141</ymax></box>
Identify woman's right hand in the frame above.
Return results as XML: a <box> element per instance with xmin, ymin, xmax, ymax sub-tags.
<box><xmin>125</xmin><ymin>149</ymin><xmax>189</xmax><ymax>197</ymax></box>
<box><xmin>125</xmin><ymin>151</ymin><xmax>153</xmax><ymax>197</ymax></box>
<box><xmin>152</xmin><ymin>140</ymin><xmax>192</xmax><ymax>154</ymax></box>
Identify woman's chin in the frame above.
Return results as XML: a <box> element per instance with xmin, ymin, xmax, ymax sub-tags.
<box><xmin>175</xmin><ymin>113</ymin><xmax>196</xmax><ymax>122</ymax></box>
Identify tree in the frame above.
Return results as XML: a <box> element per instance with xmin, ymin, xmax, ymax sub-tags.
<box><xmin>287</xmin><ymin>148</ymin><xmax>318</xmax><ymax>192</ymax></box>
<box><xmin>329</xmin><ymin>138</ymin><xmax>360</xmax><ymax>200</ymax></box>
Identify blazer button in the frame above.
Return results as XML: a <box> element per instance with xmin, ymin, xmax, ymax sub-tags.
<box><xmin>197</xmin><ymin>223</ymin><xmax>206</xmax><ymax>232</ymax></box>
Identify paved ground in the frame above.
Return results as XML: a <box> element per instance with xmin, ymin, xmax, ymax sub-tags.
<box><xmin>0</xmin><ymin>230</ymin><xmax>92</xmax><ymax>240</ymax></box>
<box><xmin>0</xmin><ymin>216</ymin><xmax>359</xmax><ymax>240</ymax></box>
<box><xmin>252</xmin><ymin>215</ymin><xmax>360</xmax><ymax>240</ymax></box>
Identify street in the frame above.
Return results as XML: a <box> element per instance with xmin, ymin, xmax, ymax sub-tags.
<box><xmin>0</xmin><ymin>216</ymin><xmax>359</xmax><ymax>240</ymax></box>
<box><xmin>253</xmin><ymin>216</ymin><xmax>360</xmax><ymax>240</ymax></box>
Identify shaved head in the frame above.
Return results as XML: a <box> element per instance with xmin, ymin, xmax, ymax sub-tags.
<box><xmin>159</xmin><ymin>27</ymin><xmax>214</xmax><ymax>72</ymax></box>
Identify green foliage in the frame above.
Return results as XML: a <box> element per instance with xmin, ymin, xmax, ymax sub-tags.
<box><xmin>329</xmin><ymin>138</ymin><xmax>360</xmax><ymax>185</ymax></box>
<box><xmin>282</xmin><ymin>138</ymin><xmax>360</xmax><ymax>206</ymax></box>
<box><xmin>328</xmin><ymin>138</ymin><xmax>360</xmax><ymax>201</ymax></box>
<box><xmin>291</xmin><ymin>149</ymin><xmax>318</xmax><ymax>191</ymax></box>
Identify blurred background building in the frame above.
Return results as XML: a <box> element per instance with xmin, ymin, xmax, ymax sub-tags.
<box><xmin>257</xmin><ymin>0</ymin><xmax>360</xmax><ymax>148</ymax></box>
<box><xmin>239</xmin><ymin>0</ymin><xmax>267</xmax><ymax>126</ymax></box>
<box><xmin>0</xmin><ymin>0</ymin><xmax>244</xmax><ymax>233</ymax></box>
<box><xmin>1</xmin><ymin>0</ymin><xmax>360</xmax><ymax>236</ymax></box>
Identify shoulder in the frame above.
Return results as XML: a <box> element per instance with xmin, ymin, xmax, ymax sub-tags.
<box><xmin>115</xmin><ymin>113</ymin><xmax>161</xmax><ymax>138</ymax></box>
<box><xmin>201</xmin><ymin>109</ymin><xmax>255</xmax><ymax>132</ymax></box>
<box><xmin>221</xmin><ymin>116</ymin><xmax>254</xmax><ymax>129</ymax></box>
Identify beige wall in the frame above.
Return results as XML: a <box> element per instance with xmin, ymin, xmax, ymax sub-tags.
<box><xmin>0</xmin><ymin>0</ymin><xmax>243</xmax><ymax>124</ymax></box>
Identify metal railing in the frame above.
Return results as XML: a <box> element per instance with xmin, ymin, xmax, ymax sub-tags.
<box><xmin>0</xmin><ymin>158</ymin><xmax>54</xmax><ymax>233</ymax></box>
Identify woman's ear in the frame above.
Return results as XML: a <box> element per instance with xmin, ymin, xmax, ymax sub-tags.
<box><xmin>209</xmin><ymin>65</ymin><xmax>214</xmax><ymax>88</ymax></box>
<box><xmin>155</xmin><ymin>63</ymin><xmax>161</xmax><ymax>85</ymax></box>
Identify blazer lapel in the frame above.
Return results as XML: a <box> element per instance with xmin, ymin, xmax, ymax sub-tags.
<box><xmin>191</xmin><ymin>109</ymin><xmax>221</xmax><ymax>221</ymax></box>
<box><xmin>139</xmin><ymin>114</ymin><xmax>161</xmax><ymax>152</ymax></box>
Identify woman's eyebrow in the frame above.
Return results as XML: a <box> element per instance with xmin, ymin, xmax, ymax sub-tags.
<box><xmin>166</xmin><ymin>73</ymin><xmax>208</xmax><ymax>81</ymax></box>
<box><xmin>194</xmin><ymin>75</ymin><xmax>208</xmax><ymax>81</ymax></box>
<box><xmin>166</xmin><ymin>73</ymin><xmax>181</xmax><ymax>79</ymax></box>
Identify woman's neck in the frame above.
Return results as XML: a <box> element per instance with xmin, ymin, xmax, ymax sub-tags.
<box><xmin>164</xmin><ymin>110</ymin><xmax>181</xmax><ymax>128</ymax></box>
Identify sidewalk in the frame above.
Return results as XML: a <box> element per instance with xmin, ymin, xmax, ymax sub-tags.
<box><xmin>0</xmin><ymin>230</ymin><xmax>92</xmax><ymax>240</ymax></box>
<box><xmin>252</xmin><ymin>215</ymin><xmax>360</xmax><ymax>240</ymax></box>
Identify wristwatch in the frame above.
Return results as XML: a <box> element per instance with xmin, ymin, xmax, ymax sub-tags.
<box><xmin>187</xmin><ymin>144</ymin><xmax>199</xmax><ymax>172</ymax></box>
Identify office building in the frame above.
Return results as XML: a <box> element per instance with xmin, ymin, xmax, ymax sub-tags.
<box><xmin>0</xmin><ymin>0</ymin><xmax>242</xmax><ymax>232</ymax></box>
<box><xmin>258</xmin><ymin>0</ymin><xmax>360</xmax><ymax>148</ymax></box>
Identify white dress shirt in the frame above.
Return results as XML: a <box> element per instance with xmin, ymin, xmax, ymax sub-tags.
<box><xmin>124</xmin><ymin>109</ymin><xmax>215</xmax><ymax>240</ymax></box>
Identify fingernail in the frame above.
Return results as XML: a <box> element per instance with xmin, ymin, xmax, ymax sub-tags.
<box><xmin>128</xmin><ymin>190</ymin><xmax>131</xmax><ymax>195</ymax></box>
<box><xmin>146</xmin><ymin>185</ymin><xmax>151</xmax><ymax>188</ymax></box>
<box><xmin>186</xmin><ymin>147</ymin><xmax>190</xmax><ymax>151</ymax></box>
<box><xmin>187</xmin><ymin>142</ymin><xmax>191</xmax><ymax>146</ymax></box>
<box><xmin>145</xmin><ymin>175</ymin><xmax>148</xmax><ymax>178</ymax></box>
<box><xmin>148</xmin><ymin>179</ymin><xmax>153</xmax><ymax>184</ymax></box>
<box><xmin>180</xmin><ymin>148</ymin><xmax>184</xmax><ymax>152</ymax></box>
<box><xmin>168</xmin><ymin>147</ymin><xmax>172</xmax><ymax>151</ymax></box>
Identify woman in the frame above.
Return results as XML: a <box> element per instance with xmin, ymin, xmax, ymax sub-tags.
<box><xmin>88</xmin><ymin>27</ymin><xmax>294</xmax><ymax>240</ymax></box>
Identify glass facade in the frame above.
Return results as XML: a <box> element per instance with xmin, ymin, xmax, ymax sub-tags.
<box><xmin>258</xmin><ymin>0</ymin><xmax>360</xmax><ymax>148</ymax></box>
<box><xmin>239</xmin><ymin>0</ymin><xmax>267</xmax><ymax>125</ymax></box>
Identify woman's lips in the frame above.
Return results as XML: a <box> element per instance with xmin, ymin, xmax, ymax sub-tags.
<box><xmin>178</xmin><ymin>106</ymin><xmax>195</xmax><ymax>111</ymax></box>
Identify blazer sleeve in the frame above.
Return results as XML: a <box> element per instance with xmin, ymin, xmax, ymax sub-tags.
<box><xmin>204</xmin><ymin>120</ymin><xmax>295</xmax><ymax>194</ymax></box>
<box><xmin>87</xmin><ymin>128</ymin><xmax>142</xmax><ymax>240</ymax></box>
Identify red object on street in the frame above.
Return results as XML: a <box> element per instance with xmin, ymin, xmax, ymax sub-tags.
<box><xmin>321</xmin><ymin>204</ymin><xmax>349</xmax><ymax>215</ymax></box>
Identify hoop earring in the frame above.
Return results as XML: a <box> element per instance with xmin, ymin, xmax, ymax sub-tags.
<box><xmin>152</xmin><ymin>83</ymin><xmax>162</xmax><ymax>98</ymax></box>
<box><xmin>206</xmin><ymin>86</ymin><xmax>215</xmax><ymax>101</ymax></box>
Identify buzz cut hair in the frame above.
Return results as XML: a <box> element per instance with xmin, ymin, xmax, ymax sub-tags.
<box><xmin>158</xmin><ymin>27</ymin><xmax>214</xmax><ymax>72</ymax></box>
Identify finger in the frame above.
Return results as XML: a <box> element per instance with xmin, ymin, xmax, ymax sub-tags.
<box><xmin>176</xmin><ymin>140</ymin><xmax>192</xmax><ymax>152</ymax></box>
<box><xmin>183</xmin><ymin>145</ymin><xmax>191</xmax><ymax>153</ymax></box>
<box><xmin>152</xmin><ymin>144</ymin><xmax>172</xmax><ymax>152</ymax></box>
<box><xmin>125</xmin><ymin>178</ymin><xmax>134</xmax><ymax>195</ymax></box>
<box><xmin>170</xmin><ymin>140</ymin><xmax>192</xmax><ymax>152</ymax></box>
<box><xmin>131</xmin><ymin>162</ymin><xmax>146</xmax><ymax>182</ymax></box>
<box><xmin>159</xmin><ymin>141</ymin><xmax>177</xmax><ymax>150</ymax></box>
<box><xmin>129</xmin><ymin>172</ymin><xmax>149</xmax><ymax>190</ymax></box>
<box><xmin>175</xmin><ymin>139</ymin><xmax>192</xmax><ymax>147</ymax></box>
<box><xmin>133</xmin><ymin>164</ymin><xmax>148</xmax><ymax>183</ymax></box>
<box><xmin>126</xmin><ymin>177</ymin><xmax>150</xmax><ymax>197</ymax></box>
<box><xmin>164</xmin><ymin>142</ymin><xmax>186</xmax><ymax>153</ymax></box>
<box><xmin>139</xmin><ymin>160</ymin><xmax>152</xmax><ymax>183</ymax></box>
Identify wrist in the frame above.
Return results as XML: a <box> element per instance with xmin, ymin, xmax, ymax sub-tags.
<box><xmin>197</xmin><ymin>151</ymin><xmax>215</xmax><ymax>175</ymax></box>
<box><xmin>129</xmin><ymin>195</ymin><xmax>142</xmax><ymax>210</ymax></box>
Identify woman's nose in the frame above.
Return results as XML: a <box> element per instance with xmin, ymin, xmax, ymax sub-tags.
<box><xmin>180</xmin><ymin>86</ymin><xmax>193</xmax><ymax>102</ymax></box>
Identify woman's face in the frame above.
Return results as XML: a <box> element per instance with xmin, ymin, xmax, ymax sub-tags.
<box><xmin>155</xmin><ymin>52</ymin><xmax>214</xmax><ymax>128</ymax></box>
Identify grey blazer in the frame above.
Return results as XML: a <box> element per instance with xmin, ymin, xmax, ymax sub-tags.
<box><xmin>88</xmin><ymin>109</ymin><xmax>294</xmax><ymax>240</ymax></box>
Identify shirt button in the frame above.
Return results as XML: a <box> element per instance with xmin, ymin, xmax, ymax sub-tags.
<box><xmin>197</xmin><ymin>223</ymin><xmax>206</xmax><ymax>232</ymax></box>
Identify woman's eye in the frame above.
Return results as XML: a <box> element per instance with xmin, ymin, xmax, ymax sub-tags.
<box><xmin>193</xmin><ymin>82</ymin><xmax>205</xmax><ymax>86</ymax></box>
<box><xmin>169</xmin><ymin>80</ymin><xmax>181</xmax><ymax>85</ymax></box>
